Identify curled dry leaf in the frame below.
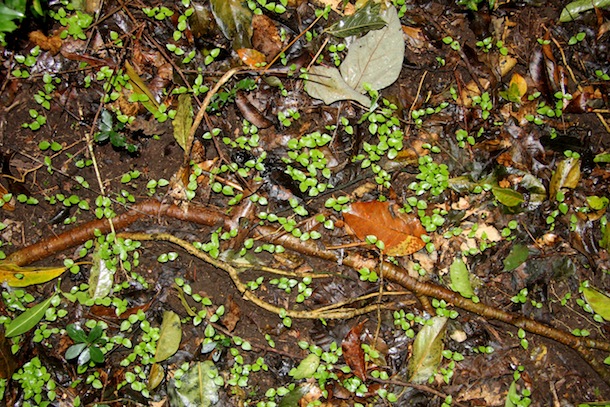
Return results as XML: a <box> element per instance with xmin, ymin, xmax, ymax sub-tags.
<box><xmin>343</xmin><ymin>201</ymin><xmax>425</xmax><ymax>256</ymax></box>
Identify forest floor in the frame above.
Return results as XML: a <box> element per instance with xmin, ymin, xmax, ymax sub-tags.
<box><xmin>1</xmin><ymin>0</ymin><xmax>610</xmax><ymax>406</ymax></box>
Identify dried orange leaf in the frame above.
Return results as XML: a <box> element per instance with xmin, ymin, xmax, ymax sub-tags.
<box><xmin>237</xmin><ymin>48</ymin><xmax>266</xmax><ymax>68</ymax></box>
<box><xmin>0</xmin><ymin>263</ymin><xmax>67</xmax><ymax>287</ymax></box>
<box><xmin>343</xmin><ymin>201</ymin><xmax>425</xmax><ymax>256</ymax></box>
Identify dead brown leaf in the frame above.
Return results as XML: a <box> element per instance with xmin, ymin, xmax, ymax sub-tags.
<box><xmin>223</xmin><ymin>295</ymin><xmax>241</xmax><ymax>332</ymax></box>
<box><xmin>343</xmin><ymin>201</ymin><xmax>426</xmax><ymax>256</ymax></box>
<box><xmin>341</xmin><ymin>320</ymin><xmax>367</xmax><ymax>381</ymax></box>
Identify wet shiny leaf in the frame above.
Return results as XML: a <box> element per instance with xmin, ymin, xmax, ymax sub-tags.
<box><xmin>168</xmin><ymin>361</ymin><xmax>220</xmax><ymax>407</ymax></box>
<box><xmin>582</xmin><ymin>286</ymin><xmax>610</xmax><ymax>321</ymax></box>
<box><xmin>549</xmin><ymin>157</ymin><xmax>581</xmax><ymax>200</ymax></box>
<box><xmin>450</xmin><ymin>257</ymin><xmax>474</xmax><ymax>298</ymax></box>
<box><xmin>408</xmin><ymin>316</ymin><xmax>447</xmax><ymax>384</ymax></box>
<box><xmin>210</xmin><ymin>0</ymin><xmax>252</xmax><ymax>49</ymax></box>
<box><xmin>0</xmin><ymin>263</ymin><xmax>67</xmax><ymax>287</ymax></box>
<box><xmin>5</xmin><ymin>296</ymin><xmax>54</xmax><ymax>338</ymax></box>
<box><xmin>326</xmin><ymin>1</ymin><xmax>386</xmax><ymax>38</ymax></box>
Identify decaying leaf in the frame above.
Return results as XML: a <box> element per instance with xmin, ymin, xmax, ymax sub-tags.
<box><xmin>124</xmin><ymin>61</ymin><xmax>160</xmax><ymax>114</ymax></box>
<box><xmin>492</xmin><ymin>187</ymin><xmax>525</xmax><ymax>207</ymax></box>
<box><xmin>549</xmin><ymin>156</ymin><xmax>581</xmax><ymax>200</ymax></box>
<box><xmin>326</xmin><ymin>1</ymin><xmax>387</xmax><ymax>38</ymax></box>
<box><xmin>582</xmin><ymin>286</ymin><xmax>610</xmax><ymax>321</ymax></box>
<box><xmin>341</xmin><ymin>320</ymin><xmax>367</xmax><ymax>380</ymax></box>
<box><xmin>408</xmin><ymin>316</ymin><xmax>447</xmax><ymax>383</ymax></box>
<box><xmin>210</xmin><ymin>0</ymin><xmax>253</xmax><ymax>50</ymax></box>
<box><xmin>305</xmin><ymin>65</ymin><xmax>373</xmax><ymax>107</ymax></box>
<box><xmin>305</xmin><ymin>5</ymin><xmax>404</xmax><ymax>106</ymax></box>
<box><xmin>0</xmin><ymin>263</ymin><xmax>67</xmax><ymax>287</ymax></box>
<box><xmin>343</xmin><ymin>201</ymin><xmax>426</xmax><ymax>256</ymax></box>
<box><xmin>148</xmin><ymin>362</ymin><xmax>165</xmax><ymax>391</ymax></box>
<box><xmin>167</xmin><ymin>361</ymin><xmax>220</xmax><ymax>407</ymax></box>
<box><xmin>450</xmin><ymin>257</ymin><xmax>474</xmax><ymax>298</ymax></box>
<box><xmin>155</xmin><ymin>310</ymin><xmax>182</xmax><ymax>362</ymax></box>
<box><xmin>6</xmin><ymin>296</ymin><xmax>55</xmax><ymax>338</ymax></box>
<box><xmin>173</xmin><ymin>94</ymin><xmax>193</xmax><ymax>152</ymax></box>
<box><xmin>503</xmin><ymin>244</ymin><xmax>529</xmax><ymax>272</ymax></box>
<box><xmin>222</xmin><ymin>295</ymin><xmax>241</xmax><ymax>332</ymax></box>
<box><xmin>340</xmin><ymin>5</ymin><xmax>404</xmax><ymax>93</ymax></box>
<box><xmin>89</xmin><ymin>247</ymin><xmax>113</xmax><ymax>300</ymax></box>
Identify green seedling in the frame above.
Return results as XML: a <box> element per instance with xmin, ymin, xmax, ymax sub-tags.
<box><xmin>65</xmin><ymin>323</ymin><xmax>107</xmax><ymax>366</ymax></box>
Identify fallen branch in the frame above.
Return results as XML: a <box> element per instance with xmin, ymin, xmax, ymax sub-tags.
<box><xmin>5</xmin><ymin>201</ymin><xmax>610</xmax><ymax>385</ymax></box>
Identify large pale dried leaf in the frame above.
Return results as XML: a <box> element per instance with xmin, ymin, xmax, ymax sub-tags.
<box><xmin>155</xmin><ymin>311</ymin><xmax>182</xmax><ymax>362</ymax></box>
<box><xmin>173</xmin><ymin>94</ymin><xmax>193</xmax><ymax>151</ymax></box>
<box><xmin>89</xmin><ymin>247</ymin><xmax>113</xmax><ymax>300</ymax></box>
<box><xmin>549</xmin><ymin>157</ymin><xmax>581</xmax><ymax>200</ymax></box>
<box><xmin>582</xmin><ymin>286</ymin><xmax>610</xmax><ymax>321</ymax></box>
<box><xmin>326</xmin><ymin>1</ymin><xmax>387</xmax><ymax>38</ymax></box>
<box><xmin>210</xmin><ymin>0</ymin><xmax>252</xmax><ymax>50</ymax></box>
<box><xmin>340</xmin><ymin>5</ymin><xmax>404</xmax><ymax>93</ymax></box>
<box><xmin>168</xmin><ymin>361</ymin><xmax>220</xmax><ymax>407</ymax></box>
<box><xmin>408</xmin><ymin>316</ymin><xmax>447</xmax><ymax>383</ymax></box>
<box><xmin>0</xmin><ymin>263</ymin><xmax>67</xmax><ymax>287</ymax></box>
<box><xmin>450</xmin><ymin>257</ymin><xmax>474</xmax><ymax>298</ymax></box>
<box><xmin>6</xmin><ymin>296</ymin><xmax>54</xmax><ymax>338</ymax></box>
<box><xmin>343</xmin><ymin>201</ymin><xmax>426</xmax><ymax>256</ymax></box>
<box><xmin>305</xmin><ymin>65</ymin><xmax>372</xmax><ymax>107</ymax></box>
<box><xmin>341</xmin><ymin>320</ymin><xmax>366</xmax><ymax>380</ymax></box>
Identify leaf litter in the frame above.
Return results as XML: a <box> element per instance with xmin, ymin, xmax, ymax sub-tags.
<box><xmin>0</xmin><ymin>0</ymin><xmax>610</xmax><ymax>406</ymax></box>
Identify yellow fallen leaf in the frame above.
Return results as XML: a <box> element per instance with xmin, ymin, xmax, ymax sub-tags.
<box><xmin>0</xmin><ymin>263</ymin><xmax>67</xmax><ymax>287</ymax></box>
<box><xmin>509</xmin><ymin>72</ymin><xmax>528</xmax><ymax>99</ymax></box>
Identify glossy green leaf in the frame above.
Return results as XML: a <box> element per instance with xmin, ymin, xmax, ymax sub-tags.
<box><xmin>450</xmin><ymin>257</ymin><xmax>474</xmax><ymax>298</ymax></box>
<box><xmin>340</xmin><ymin>5</ymin><xmax>404</xmax><ymax>93</ymax></box>
<box><xmin>168</xmin><ymin>361</ymin><xmax>220</xmax><ymax>407</ymax></box>
<box><xmin>326</xmin><ymin>1</ymin><xmax>387</xmax><ymax>38</ymax></box>
<box><xmin>549</xmin><ymin>157</ymin><xmax>581</xmax><ymax>200</ymax></box>
<box><xmin>559</xmin><ymin>0</ymin><xmax>610</xmax><ymax>22</ymax></box>
<box><xmin>65</xmin><ymin>343</ymin><xmax>87</xmax><ymax>360</ymax></box>
<box><xmin>155</xmin><ymin>311</ymin><xmax>182</xmax><ymax>362</ymax></box>
<box><xmin>503</xmin><ymin>244</ymin><xmax>529</xmax><ymax>272</ymax></box>
<box><xmin>582</xmin><ymin>287</ymin><xmax>610</xmax><ymax>321</ymax></box>
<box><xmin>594</xmin><ymin>152</ymin><xmax>610</xmax><ymax>163</ymax></box>
<box><xmin>66</xmin><ymin>324</ymin><xmax>88</xmax><ymax>343</ymax></box>
<box><xmin>89</xmin><ymin>346</ymin><xmax>104</xmax><ymax>364</ymax></box>
<box><xmin>492</xmin><ymin>187</ymin><xmax>524</xmax><ymax>207</ymax></box>
<box><xmin>290</xmin><ymin>353</ymin><xmax>320</xmax><ymax>379</ymax></box>
<box><xmin>210</xmin><ymin>0</ymin><xmax>252</xmax><ymax>50</ymax></box>
<box><xmin>408</xmin><ymin>316</ymin><xmax>447</xmax><ymax>383</ymax></box>
<box><xmin>173</xmin><ymin>94</ymin><xmax>193</xmax><ymax>151</ymax></box>
<box><xmin>5</xmin><ymin>295</ymin><xmax>54</xmax><ymax>338</ymax></box>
